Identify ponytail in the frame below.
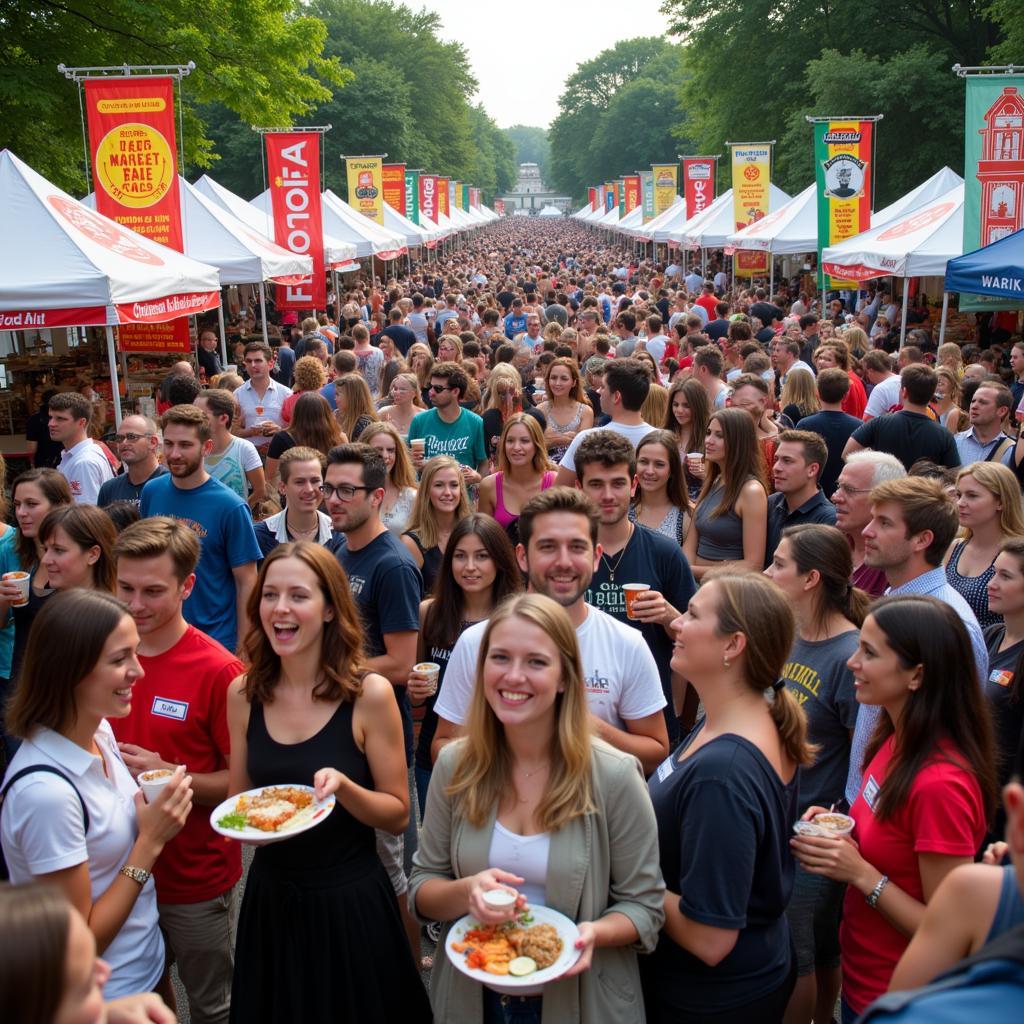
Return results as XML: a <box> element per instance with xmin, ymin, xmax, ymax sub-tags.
<box><xmin>845</xmin><ymin>585</ymin><xmax>871</xmax><ymax>629</ymax></box>
<box><xmin>782</xmin><ymin>523</ymin><xmax>868</xmax><ymax>629</ymax></box>
<box><xmin>768</xmin><ymin>684</ymin><xmax>817</xmax><ymax>766</ymax></box>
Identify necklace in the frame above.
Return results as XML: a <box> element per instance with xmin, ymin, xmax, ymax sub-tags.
<box><xmin>287</xmin><ymin>517</ymin><xmax>319</xmax><ymax>540</ymax></box>
<box><xmin>515</xmin><ymin>763</ymin><xmax>549</xmax><ymax>803</ymax></box>
<box><xmin>600</xmin><ymin>524</ymin><xmax>633</xmax><ymax>582</ymax></box>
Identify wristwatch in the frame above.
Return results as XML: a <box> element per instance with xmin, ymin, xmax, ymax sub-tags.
<box><xmin>120</xmin><ymin>865</ymin><xmax>151</xmax><ymax>887</ymax></box>
<box><xmin>866</xmin><ymin>873</ymin><xmax>889</xmax><ymax>908</ymax></box>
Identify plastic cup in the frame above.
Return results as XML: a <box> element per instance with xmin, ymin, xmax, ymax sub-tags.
<box><xmin>623</xmin><ymin>583</ymin><xmax>651</xmax><ymax>620</ymax></box>
<box><xmin>139</xmin><ymin>768</ymin><xmax>175</xmax><ymax>804</ymax></box>
<box><xmin>410</xmin><ymin>438</ymin><xmax>426</xmax><ymax>456</ymax></box>
<box><xmin>413</xmin><ymin>662</ymin><xmax>440</xmax><ymax>696</ymax></box>
<box><xmin>2</xmin><ymin>571</ymin><xmax>30</xmax><ymax>608</ymax></box>
<box><xmin>686</xmin><ymin>452</ymin><xmax>704</xmax><ymax>474</ymax></box>
<box><xmin>482</xmin><ymin>888</ymin><xmax>517</xmax><ymax>909</ymax></box>
<box><xmin>812</xmin><ymin>812</ymin><xmax>855</xmax><ymax>836</ymax></box>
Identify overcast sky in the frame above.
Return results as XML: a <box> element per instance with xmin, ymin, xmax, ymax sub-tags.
<box><xmin>426</xmin><ymin>0</ymin><xmax>675</xmax><ymax>129</ymax></box>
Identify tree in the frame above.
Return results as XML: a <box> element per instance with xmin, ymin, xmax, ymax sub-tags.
<box><xmin>0</xmin><ymin>0</ymin><xmax>346</xmax><ymax>193</ymax></box>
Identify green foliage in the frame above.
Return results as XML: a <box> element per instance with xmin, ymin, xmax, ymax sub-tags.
<box><xmin>0</xmin><ymin>0</ymin><xmax>346</xmax><ymax>194</ymax></box>
<box><xmin>504</xmin><ymin>125</ymin><xmax>551</xmax><ymax>180</ymax></box>
<box><xmin>988</xmin><ymin>0</ymin><xmax>1024</xmax><ymax>63</ymax></box>
<box><xmin>548</xmin><ymin>37</ymin><xmax>687</xmax><ymax>200</ymax></box>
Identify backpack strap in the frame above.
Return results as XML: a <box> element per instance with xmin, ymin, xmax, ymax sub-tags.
<box><xmin>1</xmin><ymin>764</ymin><xmax>90</xmax><ymax>833</ymax></box>
<box><xmin>984</xmin><ymin>436</ymin><xmax>1013</xmax><ymax>463</ymax></box>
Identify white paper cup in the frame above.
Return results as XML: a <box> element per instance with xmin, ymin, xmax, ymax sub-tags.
<box><xmin>410</xmin><ymin>438</ymin><xmax>426</xmax><ymax>455</ymax></box>
<box><xmin>414</xmin><ymin>662</ymin><xmax>440</xmax><ymax>696</ymax></box>
<box><xmin>623</xmin><ymin>583</ymin><xmax>651</xmax><ymax>620</ymax></box>
<box><xmin>812</xmin><ymin>812</ymin><xmax>855</xmax><ymax>836</ymax></box>
<box><xmin>686</xmin><ymin>452</ymin><xmax>704</xmax><ymax>474</ymax></box>
<box><xmin>2</xmin><ymin>571</ymin><xmax>30</xmax><ymax>608</ymax></box>
<box><xmin>482</xmin><ymin>888</ymin><xmax>518</xmax><ymax>909</ymax></box>
<box><xmin>139</xmin><ymin>769</ymin><xmax>175</xmax><ymax>804</ymax></box>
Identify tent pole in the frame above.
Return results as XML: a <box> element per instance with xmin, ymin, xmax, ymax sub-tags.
<box><xmin>258</xmin><ymin>282</ymin><xmax>269</xmax><ymax>346</ymax></box>
<box><xmin>769</xmin><ymin>253</ymin><xmax>774</xmax><ymax>299</ymax></box>
<box><xmin>899</xmin><ymin>276</ymin><xmax>910</xmax><ymax>349</ymax></box>
<box><xmin>217</xmin><ymin>294</ymin><xmax>229</xmax><ymax>368</ymax></box>
<box><xmin>105</xmin><ymin>326</ymin><xmax>122</xmax><ymax>429</ymax></box>
<box><xmin>938</xmin><ymin>291</ymin><xmax>950</xmax><ymax>347</ymax></box>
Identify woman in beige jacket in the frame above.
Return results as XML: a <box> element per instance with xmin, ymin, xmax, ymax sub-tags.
<box><xmin>409</xmin><ymin>593</ymin><xmax>665</xmax><ymax>1024</ymax></box>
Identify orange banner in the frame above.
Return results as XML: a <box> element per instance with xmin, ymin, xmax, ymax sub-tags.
<box><xmin>383</xmin><ymin>163</ymin><xmax>406</xmax><ymax>216</ymax></box>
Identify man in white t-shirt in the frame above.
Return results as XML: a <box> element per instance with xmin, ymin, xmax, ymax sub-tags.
<box><xmin>50</xmin><ymin>391</ymin><xmax>113</xmax><ymax>504</ymax></box>
<box><xmin>195</xmin><ymin>390</ymin><xmax>266</xmax><ymax>503</ymax></box>
<box><xmin>862</xmin><ymin>350</ymin><xmax>903</xmax><ymax>420</ymax></box>
<box><xmin>555</xmin><ymin>358</ymin><xmax>656</xmax><ymax>486</ymax></box>
<box><xmin>431</xmin><ymin>487</ymin><xmax>669</xmax><ymax>774</ymax></box>
<box><xmin>233</xmin><ymin>342</ymin><xmax>291</xmax><ymax>452</ymax></box>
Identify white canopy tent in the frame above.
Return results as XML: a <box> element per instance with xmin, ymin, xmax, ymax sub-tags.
<box><xmin>726</xmin><ymin>184</ymin><xmax>817</xmax><ymax>255</ymax></box>
<box><xmin>0</xmin><ymin>149</ymin><xmax>221</xmax><ymax>426</ymax></box>
<box><xmin>537</xmin><ymin>205</ymin><xmax>562</xmax><ymax>218</ymax></box>
<box><xmin>615</xmin><ymin>204</ymin><xmax>646</xmax><ymax>235</ymax></box>
<box><xmin>871</xmin><ymin>167</ymin><xmax>964</xmax><ymax>226</ymax></box>
<box><xmin>594</xmin><ymin>204</ymin><xmax>622</xmax><ymax>229</ymax></box>
<box><xmin>572</xmin><ymin>202</ymin><xmax>591</xmax><ymax>218</ymax></box>
<box><xmin>649</xmin><ymin>198</ymin><xmax>691</xmax><ymax>244</ymax></box>
<box><xmin>581</xmin><ymin>203</ymin><xmax>609</xmax><ymax>223</ymax></box>
<box><xmin>670</xmin><ymin>184</ymin><xmax>793</xmax><ymax>249</ymax></box>
<box><xmin>382</xmin><ymin>201</ymin><xmax>438</xmax><ymax>247</ymax></box>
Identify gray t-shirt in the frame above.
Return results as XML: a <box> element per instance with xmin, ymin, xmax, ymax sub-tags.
<box><xmin>781</xmin><ymin>630</ymin><xmax>860</xmax><ymax>811</ymax></box>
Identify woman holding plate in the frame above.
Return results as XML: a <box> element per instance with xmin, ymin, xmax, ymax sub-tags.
<box><xmin>226</xmin><ymin>542</ymin><xmax>430</xmax><ymax>1022</ymax></box>
<box><xmin>409</xmin><ymin>593</ymin><xmax>665</xmax><ymax>1024</ymax></box>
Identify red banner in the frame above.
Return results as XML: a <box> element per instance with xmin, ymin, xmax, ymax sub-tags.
<box><xmin>265</xmin><ymin>132</ymin><xmax>326</xmax><ymax>311</ymax></box>
<box><xmin>419</xmin><ymin>174</ymin><xmax>438</xmax><ymax>223</ymax></box>
<box><xmin>437</xmin><ymin>177</ymin><xmax>450</xmax><ymax>218</ymax></box>
<box><xmin>589</xmin><ymin>187</ymin><xmax>597</xmax><ymax>212</ymax></box>
<box><xmin>383</xmin><ymin>163</ymin><xmax>406</xmax><ymax>216</ymax></box>
<box><xmin>682</xmin><ymin>157</ymin><xmax>717</xmax><ymax>217</ymax></box>
<box><xmin>623</xmin><ymin>175</ymin><xmax>641</xmax><ymax>214</ymax></box>
<box><xmin>84</xmin><ymin>76</ymin><xmax>191</xmax><ymax>350</ymax></box>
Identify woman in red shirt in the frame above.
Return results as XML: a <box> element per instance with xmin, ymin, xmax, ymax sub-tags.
<box><xmin>791</xmin><ymin>595</ymin><xmax>996</xmax><ymax>1023</ymax></box>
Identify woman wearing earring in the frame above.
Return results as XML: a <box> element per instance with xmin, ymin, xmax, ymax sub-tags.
<box><xmin>410</xmin><ymin>593</ymin><xmax>665</xmax><ymax>1024</ymax></box>
<box><xmin>402</xmin><ymin>457</ymin><xmax>472</xmax><ymax>595</ymax></box>
<box><xmin>536</xmin><ymin>357</ymin><xmax>593</xmax><ymax>463</ymax></box>
<box><xmin>361</xmin><ymin>422</ymin><xmax>418</xmax><ymax>536</ymax></box>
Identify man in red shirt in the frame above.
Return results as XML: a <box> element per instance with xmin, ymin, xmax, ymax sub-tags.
<box><xmin>694</xmin><ymin>280</ymin><xmax>720</xmax><ymax>323</ymax></box>
<box><xmin>111</xmin><ymin>517</ymin><xmax>243</xmax><ymax>1024</ymax></box>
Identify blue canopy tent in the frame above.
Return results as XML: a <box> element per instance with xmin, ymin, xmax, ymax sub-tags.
<box><xmin>940</xmin><ymin>228</ymin><xmax>1024</xmax><ymax>341</ymax></box>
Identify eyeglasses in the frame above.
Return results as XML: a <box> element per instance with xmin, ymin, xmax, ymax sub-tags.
<box><xmin>322</xmin><ymin>483</ymin><xmax>368</xmax><ymax>500</ymax></box>
<box><xmin>112</xmin><ymin>432</ymin><xmax>153</xmax><ymax>443</ymax></box>
<box><xmin>834</xmin><ymin>484</ymin><xmax>873</xmax><ymax>497</ymax></box>
<box><xmin>428</xmin><ymin>384</ymin><xmax>452</xmax><ymax>393</ymax></box>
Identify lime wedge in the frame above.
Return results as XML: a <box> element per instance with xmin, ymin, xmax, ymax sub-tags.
<box><xmin>508</xmin><ymin>956</ymin><xmax>537</xmax><ymax>977</ymax></box>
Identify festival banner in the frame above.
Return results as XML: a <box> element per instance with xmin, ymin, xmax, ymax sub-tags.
<box><xmin>730</xmin><ymin>144</ymin><xmax>773</xmax><ymax>276</ymax></box>
<box><xmin>419</xmin><ymin>174</ymin><xmax>438</xmax><ymax>223</ymax></box>
<box><xmin>640</xmin><ymin>171</ymin><xmax>655</xmax><ymax>222</ymax></box>
<box><xmin>605</xmin><ymin>183</ymin><xmax>615</xmax><ymax>213</ymax></box>
<box><xmin>623</xmin><ymin>175</ymin><xmax>641</xmax><ymax>214</ymax></box>
<box><xmin>345</xmin><ymin>156</ymin><xmax>384</xmax><ymax>223</ymax></box>
<box><xmin>813</xmin><ymin>120</ymin><xmax>875</xmax><ymax>290</ymax></box>
<box><xmin>462</xmin><ymin>184</ymin><xmax>470</xmax><ymax>212</ymax></box>
<box><xmin>589</xmin><ymin>186</ymin><xmax>598</xmax><ymax>212</ymax></box>
<box><xmin>961</xmin><ymin>75</ymin><xmax>1024</xmax><ymax>310</ymax></box>
<box><xmin>382</xmin><ymin>162</ymin><xmax>406</xmax><ymax>216</ymax></box>
<box><xmin>84</xmin><ymin>76</ymin><xmax>191</xmax><ymax>351</ymax></box>
<box><xmin>266</xmin><ymin>132</ymin><xmax>326</xmax><ymax>310</ymax></box>
<box><xmin>681</xmin><ymin>157</ymin><xmax>718</xmax><ymax>218</ymax></box>
<box><xmin>448</xmin><ymin>180</ymin><xmax>457</xmax><ymax>217</ymax></box>
<box><xmin>437</xmin><ymin>177</ymin><xmax>450</xmax><ymax>219</ymax></box>
<box><xmin>405</xmin><ymin>169</ymin><xmax>420</xmax><ymax>223</ymax></box>
<box><xmin>618</xmin><ymin>180</ymin><xmax>626</xmax><ymax>219</ymax></box>
<box><xmin>652</xmin><ymin>163</ymin><xmax>678</xmax><ymax>218</ymax></box>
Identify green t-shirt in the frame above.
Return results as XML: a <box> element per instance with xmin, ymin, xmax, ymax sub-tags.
<box><xmin>407</xmin><ymin>408</ymin><xmax>487</xmax><ymax>468</ymax></box>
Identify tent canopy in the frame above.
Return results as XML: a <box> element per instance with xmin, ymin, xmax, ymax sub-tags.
<box><xmin>945</xmin><ymin>226</ymin><xmax>1024</xmax><ymax>301</ymax></box>
<box><xmin>669</xmin><ymin>184</ymin><xmax>792</xmax><ymax>249</ymax></box>
<box><xmin>538</xmin><ymin>205</ymin><xmax>562</xmax><ymax>218</ymax></box>
<box><xmin>872</xmin><ymin>167</ymin><xmax>964</xmax><ymax>226</ymax></box>
<box><xmin>0</xmin><ymin>149</ymin><xmax>219</xmax><ymax>329</ymax></box>
<box><xmin>821</xmin><ymin>183</ymin><xmax>964</xmax><ymax>281</ymax></box>
<box><xmin>616</xmin><ymin>204</ymin><xmax>646</xmax><ymax>233</ymax></box>
<box><xmin>628</xmin><ymin>196</ymin><xmax>684</xmax><ymax>242</ymax></box>
<box><xmin>726</xmin><ymin>184</ymin><xmax>816</xmax><ymax>254</ymax></box>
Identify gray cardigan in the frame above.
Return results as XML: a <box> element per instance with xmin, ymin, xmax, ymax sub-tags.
<box><xmin>409</xmin><ymin>738</ymin><xmax>666</xmax><ymax>1024</ymax></box>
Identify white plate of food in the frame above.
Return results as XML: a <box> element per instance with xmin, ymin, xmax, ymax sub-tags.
<box><xmin>209</xmin><ymin>785</ymin><xmax>334</xmax><ymax>845</ymax></box>
<box><xmin>445</xmin><ymin>904</ymin><xmax>581</xmax><ymax>993</ymax></box>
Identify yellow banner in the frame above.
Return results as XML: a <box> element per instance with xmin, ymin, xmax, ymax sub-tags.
<box><xmin>651</xmin><ymin>164</ymin><xmax>678</xmax><ymax>218</ymax></box>
<box><xmin>346</xmin><ymin>156</ymin><xmax>384</xmax><ymax>223</ymax></box>
<box><xmin>730</xmin><ymin>145</ymin><xmax>772</xmax><ymax>276</ymax></box>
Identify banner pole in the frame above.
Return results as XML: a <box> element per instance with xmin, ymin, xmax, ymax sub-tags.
<box><xmin>258</xmin><ymin>282</ymin><xmax>269</xmax><ymax>346</ymax></box>
<box><xmin>938</xmin><ymin>291</ymin><xmax>950</xmax><ymax>346</ymax></box>
<box><xmin>105</xmin><ymin>326</ymin><xmax>122</xmax><ymax>429</ymax></box>
<box><xmin>899</xmin><ymin>276</ymin><xmax>910</xmax><ymax>348</ymax></box>
<box><xmin>217</xmin><ymin>294</ymin><xmax>228</xmax><ymax>367</ymax></box>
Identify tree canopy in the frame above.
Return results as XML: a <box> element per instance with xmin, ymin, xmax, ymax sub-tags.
<box><xmin>504</xmin><ymin>125</ymin><xmax>551</xmax><ymax>182</ymax></box>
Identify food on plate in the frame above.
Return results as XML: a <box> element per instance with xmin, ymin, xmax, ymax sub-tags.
<box><xmin>217</xmin><ymin>786</ymin><xmax>316</xmax><ymax>833</ymax></box>
<box><xmin>452</xmin><ymin>916</ymin><xmax>563</xmax><ymax>977</ymax></box>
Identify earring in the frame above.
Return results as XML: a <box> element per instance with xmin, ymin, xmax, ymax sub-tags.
<box><xmin>723</xmin><ymin>656</ymin><xmax>731</xmax><ymax>669</ymax></box>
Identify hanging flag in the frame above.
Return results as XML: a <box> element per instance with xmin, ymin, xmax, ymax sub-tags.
<box><xmin>623</xmin><ymin>175</ymin><xmax>641</xmax><ymax>214</ymax></box>
<box><xmin>589</xmin><ymin>186</ymin><xmax>598</xmax><ymax>212</ymax></box>
<box><xmin>640</xmin><ymin>172</ymin><xmax>655</xmax><ymax>222</ymax></box>
<box><xmin>462</xmin><ymin>184</ymin><xmax>470</xmax><ymax>212</ymax></box>
<box><xmin>266</xmin><ymin>132</ymin><xmax>326</xmax><ymax>310</ymax></box>
<box><xmin>618</xmin><ymin>180</ymin><xmax>626</xmax><ymax>219</ymax></box>
<box><xmin>730</xmin><ymin>144</ymin><xmax>773</xmax><ymax>276</ymax></box>
<box><xmin>437</xmin><ymin>177</ymin><xmax>450</xmax><ymax>218</ymax></box>
<box><xmin>448</xmin><ymin>180</ymin><xmax>457</xmax><ymax>217</ymax></box>
<box><xmin>419</xmin><ymin>174</ymin><xmax>438</xmax><ymax>223</ymax></box>
<box><xmin>382</xmin><ymin>162</ymin><xmax>406</xmax><ymax>216</ymax></box>
<box><xmin>345</xmin><ymin>156</ymin><xmax>384</xmax><ymax>223</ymax></box>
<box><xmin>84</xmin><ymin>76</ymin><xmax>192</xmax><ymax>351</ymax></box>
<box><xmin>961</xmin><ymin>75</ymin><xmax>1024</xmax><ymax>310</ymax></box>
<box><xmin>681</xmin><ymin>157</ymin><xmax>718</xmax><ymax>218</ymax></box>
<box><xmin>405</xmin><ymin>169</ymin><xmax>420</xmax><ymax>223</ymax></box>
<box><xmin>652</xmin><ymin>164</ymin><xmax>678</xmax><ymax>218</ymax></box>
<box><xmin>813</xmin><ymin>120</ymin><xmax>876</xmax><ymax>290</ymax></box>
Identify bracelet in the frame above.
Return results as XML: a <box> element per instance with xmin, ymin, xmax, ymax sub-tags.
<box><xmin>120</xmin><ymin>865</ymin><xmax>151</xmax><ymax>887</ymax></box>
<box><xmin>866</xmin><ymin>874</ymin><xmax>889</xmax><ymax>908</ymax></box>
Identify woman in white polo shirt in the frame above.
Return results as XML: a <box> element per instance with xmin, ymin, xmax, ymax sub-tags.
<box><xmin>0</xmin><ymin>589</ymin><xmax>192</xmax><ymax>1000</ymax></box>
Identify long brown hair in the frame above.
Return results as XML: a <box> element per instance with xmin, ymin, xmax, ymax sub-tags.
<box><xmin>697</xmin><ymin>407</ymin><xmax>767</xmax><ymax>518</ymax></box>
<box><xmin>994</xmin><ymin>536</ymin><xmax>1024</xmax><ymax>705</ymax></box>
<box><xmin>543</xmin><ymin>357</ymin><xmax>588</xmax><ymax>405</ymax></box>
<box><xmin>12</xmin><ymin>468</ymin><xmax>72</xmax><ymax>569</ymax></box>
<box><xmin>38</xmin><ymin>504</ymin><xmax>117</xmax><ymax>592</ymax></box>
<box><xmin>781</xmin><ymin>524</ymin><xmax>870</xmax><ymax>632</ymax></box>
<box><xmin>633</xmin><ymin>429</ymin><xmax>691</xmax><ymax>517</ymax></box>
<box><xmin>446</xmin><ymin>594</ymin><xmax>596</xmax><ymax>830</ymax></box>
<box><xmin>863</xmin><ymin>595</ymin><xmax>997</xmax><ymax>822</ymax></box>
<box><xmin>359</xmin><ymin>421</ymin><xmax>417</xmax><ymax>489</ymax></box>
<box><xmin>7</xmin><ymin>590</ymin><xmax>130</xmax><ymax>737</ymax></box>
<box><xmin>335</xmin><ymin>374</ymin><xmax>380</xmax><ymax>440</ymax></box>
<box><xmin>290</xmin><ymin>392</ymin><xmax>344</xmax><ymax>453</ymax></box>
<box><xmin>242</xmin><ymin>542</ymin><xmax>365</xmax><ymax>705</ymax></box>
<box><xmin>704</xmin><ymin>570</ymin><xmax>816</xmax><ymax>766</ymax></box>
<box><xmin>665</xmin><ymin>378</ymin><xmax>710</xmax><ymax>453</ymax></box>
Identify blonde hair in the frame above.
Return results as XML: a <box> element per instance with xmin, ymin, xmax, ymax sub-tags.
<box><xmin>334</xmin><ymin>374</ymin><xmax>379</xmax><ymax>440</ymax></box>
<box><xmin>447</xmin><ymin>594</ymin><xmax>595</xmax><ymax>829</ymax></box>
<box><xmin>938</xmin><ymin>342</ymin><xmax>964</xmax><ymax>373</ymax></box>
<box><xmin>640</xmin><ymin>382</ymin><xmax>669</xmax><ymax>427</ymax></box>
<box><xmin>495</xmin><ymin>413</ymin><xmax>553</xmax><ymax>476</ymax></box>
<box><xmin>292</xmin><ymin>355</ymin><xmax>327</xmax><ymax>393</ymax></box>
<box><xmin>406</xmin><ymin>456</ymin><xmax>472</xmax><ymax>549</ymax></box>
<box><xmin>780</xmin><ymin>368</ymin><xmax>820</xmax><ymax>418</ymax></box>
<box><xmin>483</xmin><ymin>364</ymin><xmax>525</xmax><ymax>412</ymax></box>
<box><xmin>359</xmin><ymin>421</ymin><xmax>417</xmax><ymax>489</ymax></box>
<box><xmin>955</xmin><ymin>463</ymin><xmax>1024</xmax><ymax>541</ymax></box>
<box><xmin>407</xmin><ymin>343</ymin><xmax>434</xmax><ymax>388</ymax></box>
<box><xmin>436</xmin><ymin>335</ymin><xmax>464</xmax><ymax>362</ymax></box>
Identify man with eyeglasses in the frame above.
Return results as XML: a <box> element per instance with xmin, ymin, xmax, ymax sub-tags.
<box><xmin>97</xmin><ymin>414</ymin><xmax>167</xmax><ymax>508</ymax></box>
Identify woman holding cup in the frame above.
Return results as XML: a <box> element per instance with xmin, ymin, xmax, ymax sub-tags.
<box><xmin>664</xmin><ymin>379</ymin><xmax>709</xmax><ymax>501</ymax></box>
<box><xmin>1</xmin><ymin>589</ymin><xmax>192</xmax><ymax>1001</ymax></box>
<box><xmin>409</xmin><ymin>513</ymin><xmax>521</xmax><ymax>817</ymax></box>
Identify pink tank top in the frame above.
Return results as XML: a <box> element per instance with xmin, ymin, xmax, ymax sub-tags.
<box><xmin>494</xmin><ymin>471</ymin><xmax>557</xmax><ymax>528</ymax></box>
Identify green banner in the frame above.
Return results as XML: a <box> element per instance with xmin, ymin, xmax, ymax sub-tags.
<box><xmin>462</xmin><ymin>184</ymin><xmax>470</xmax><ymax>212</ymax></box>
<box><xmin>404</xmin><ymin>169</ymin><xmax>419</xmax><ymax>223</ymax></box>
<box><xmin>640</xmin><ymin>171</ymin><xmax>654</xmax><ymax>222</ymax></box>
<box><xmin>961</xmin><ymin>74</ymin><xmax>1024</xmax><ymax>311</ymax></box>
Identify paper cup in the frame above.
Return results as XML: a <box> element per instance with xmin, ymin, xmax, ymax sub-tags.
<box><xmin>812</xmin><ymin>812</ymin><xmax>855</xmax><ymax>836</ymax></box>
<box><xmin>414</xmin><ymin>662</ymin><xmax>440</xmax><ymax>696</ymax></box>
<box><xmin>2</xmin><ymin>571</ymin><xmax>30</xmax><ymax>608</ymax></box>
<box><xmin>623</xmin><ymin>583</ymin><xmax>651</xmax><ymax>620</ymax></box>
<box><xmin>686</xmin><ymin>452</ymin><xmax>704</xmax><ymax>474</ymax></box>
<box><xmin>410</xmin><ymin>438</ymin><xmax>426</xmax><ymax>455</ymax></box>
<box><xmin>482</xmin><ymin>888</ymin><xmax>517</xmax><ymax>909</ymax></box>
<box><xmin>139</xmin><ymin>769</ymin><xmax>175</xmax><ymax>804</ymax></box>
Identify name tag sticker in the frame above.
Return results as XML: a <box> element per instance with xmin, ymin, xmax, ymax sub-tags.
<box><xmin>151</xmin><ymin>697</ymin><xmax>188</xmax><ymax>721</ymax></box>
<box><xmin>862</xmin><ymin>774</ymin><xmax>880</xmax><ymax>812</ymax></box>
<box><xmin>656</xmin><ymin>756</ymin><xmax>675</xmax><ymax>783</ymax></box>
<box><xmin>989</xmin><ymin>669</ymin><xmax>1014</xmax><ymax>688</ymax></box>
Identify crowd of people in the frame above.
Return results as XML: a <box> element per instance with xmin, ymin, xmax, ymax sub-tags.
<box><xmin>1</xmin><ymin>216</ymin><xmax>1023</xmax><ymax>1024</ymax></box>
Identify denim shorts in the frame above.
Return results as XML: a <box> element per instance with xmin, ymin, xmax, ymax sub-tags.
<box><xmin>483</xmin><ymin>989</ymin><xmax>543</xmax><ymax>1024</ymax></box>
